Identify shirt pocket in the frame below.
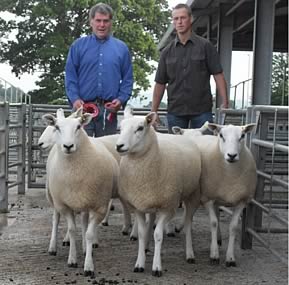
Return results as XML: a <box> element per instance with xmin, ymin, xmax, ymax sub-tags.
<box><xmin>165</xmin><ymin>57</ymin><xmax>177</xmax><ymax>79</ymax></box>
<box><xmin>189</xmin><ymin>56</ymin><xmax>207</xmax><ymax>72</ymax></box>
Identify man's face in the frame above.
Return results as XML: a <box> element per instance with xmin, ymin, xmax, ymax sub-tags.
<box><xmin>90</xmin><ymin>12</ymin><xmax>112</xmax><ymax>39</ymax></box>
<box><xmin>172</xmin><ymin>8</ymin><xmax>192</xmax><ymax>35</ymax></box>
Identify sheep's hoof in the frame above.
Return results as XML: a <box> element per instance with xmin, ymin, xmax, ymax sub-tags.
<box><xmin>152</xmin><ymin>269</ymin><xmax>162</xmax><ymax>277</ymax></box>
<box><xmin>122</xmin><ymin>231</ymin><xmax>129</xmax><ymax>236</ymax></box>
<box><xmin>217</xmin><ymin>239</ymin><xmax>222</xmax><ymax>246</ymax></box>
<box><xmin>186</xmin><ymin>258</ymin><xmax>195</xmax><ymax>264</ymax></box>
<box><xmin>166</xmin><ymin>232</ymin><xmax>175</xmax><ymax>237</ymax></box>
<box><xmin>110</xmin><ymin>204</ymin><xmax>115</xmax><ymax>211</ymax></box>
<box><xmin>102</xmin><ymin>222</ymin><xmax>109</xmax><ymax>226</ymax></box>
<box><xmin>68</xmin><ymin>263</ymin><xmax>78</xmax><ymax>268</ymax></box>
<box><xmin>63</xmin><ymin>241</ymin><xmax>70</xmax><ymax>246</ymax></box>
<box><xmin>210</xmin><ymin>258</ymin><xmax>220</xmax><ymax>265</ymax></box>
<box><xmin>130</xmin><ymin>236</ymin><xmax>137</xmax><ymax>241</ymax></box>
<box><xmin>48</xmin><ymin>251</ymin><xmax>57</xmax><ymax>256</ymax></box>
<box><xmin>226</xmin><ymin>261</ymin><xmax>236</xmax><ymax>267</ymax></box>
<box><xmin>84</xmin><ymin>270</ymin><xmax>95</xmax><ymax>278</ymax></box>
<box><xmin>133</xmin><ymin>267</ymin><xmax>144</xmax><ymax>273</ymax></box>
<box><xmin>92</xmin><ymin>243</ymin><xmax>98</xmax><ymax>248</ymax></box>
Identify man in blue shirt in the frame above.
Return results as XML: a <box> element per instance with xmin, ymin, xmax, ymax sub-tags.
<box><xmin>65</xmin><ymin>3</ymin><xmax>133</xmax><ymax>137</ymax></box>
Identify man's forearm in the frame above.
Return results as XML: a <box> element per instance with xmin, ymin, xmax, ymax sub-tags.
<box><xmin>151</xmin><ymin>83</ymin><xmax>166</xmax><ymax>112</ymax></box>
<box><xmin>214</xmin><ymin>73</ymin><xmax>229</xmax><ymax>108</ymax></box>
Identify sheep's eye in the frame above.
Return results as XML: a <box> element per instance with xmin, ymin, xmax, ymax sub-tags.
<box><xmin>219</xmin><ymin>133</ymin><xmax>225</xmax><ymax>141</ymax></box>
<box><xmin>76</xmin><ymin>124</ymin><xmax>81</xmax><ymax>130</ymax></box>
<box><xmin>240</xmin><ymin>133</ymin><xmax>245</xmax><ymax>140</ymax></box>
<box><xmin>55</xmin><ymin>125</ymin><xmax>60</xmax><ymax>131</ymax></box>
<box><xmin>136</xmin><ymin>126</ymin><xmax>144</xmax><ymax>132</ymax></box>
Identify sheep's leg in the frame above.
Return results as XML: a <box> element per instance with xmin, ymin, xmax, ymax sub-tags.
<box><xmin>175</xmin><ymin>204</ymin><xmax>186</xmax><ymax>233</ymax></box>
<box><xmin>63</xmin><ymin>211</ymin><xmax>76</xmax><ymax>246</ymax></box>
<box><xmin>48</xmin><ymin>209</ymin><xmax>60</xmax><ymax>255</ymax></box>
<box><xmin>84</xmin><ymin>211</ymin><xmax>98</xmax><ymax>277</ymax></box>
<box><xmin>101</xmin><ymin>199</ymin><xmax>113</xmax><ymax>226</ymax></box>
<box><xmin>63</xmin><ymin>210</ymin><xmax>78</xmax><ymax>268</ymax></box>
<box><xmin>214</xmin><ymin>204</ymin><xmax>222</xmax><ymax>246</ymax></box>
<box><xmin>205</xmin><ymin>200</ymin><xmax>220</xmax><ymax>264</ymax></box>
<box><xmin>152</xmin><ymin>211</ymin><xmax>173</xmax><ymax>277</ymax></box>
<box><xmin>81</xmin><ymin>211</ymin><xmax>88</xmax><ymax>254</ymax></box>
<box><xmin>120</xmin><ymin>198</ymin><xmax>132</xmax><ymax>235</ymax></box>
<box><xmin>62</xmin><ymin>230</ymin><xmax>70</xmax><ymax>246</ymax></box>
<box><xmin>130</xmin><ymin>214</ymin><xmax>138</xmax><ymax>241</ymax></box>
<box><xmin>134</xmin><ymin>211</ymin><xmax>147</xmax><ymax>272</ymax></box>
<box><xmin>145</xmin><ymin>213</ymin><xmax>156</xmax><ymax>252</ymax></box>
<box><xmin>165</xmin><ymin>220</ymin><xmax>175</xmax><ymax>237</ymax></box>
<box><xmin>81</xmin><ymin>211</ymin><xmax>99</xmax><ymax>255</ymax></box>
<box><xmin>183</xmin><ymin>199</ymin><xmax>196</xmax><ymax>263</ymax></box>
<box><xmin>226</xmin><ymin>202</ymin><xmax>245</xmax><ymax>267</ymax></box>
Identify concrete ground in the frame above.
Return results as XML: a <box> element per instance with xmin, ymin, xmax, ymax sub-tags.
<box><xmin>0</xmin><ymin>188</ymin><xmax>287</xmax><ymax>285</ymax></box>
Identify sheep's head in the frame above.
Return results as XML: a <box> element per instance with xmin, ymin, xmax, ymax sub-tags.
<box><xmin>39</xmin><ymin>108</ymin><xmax>68</xmax><ymax>151</ymax></box>
<box><xmin>42</xmin><ymin>108</ymin><xmax>93</xmax><ymax>154</ymax></box>
<box><xmin>207</xmin><ymin>123</ymin><xmax>255</xmax><ymax>163</ymax></box>
<box><xmin>172</xmin><ymin>121</ymin><xmax>209</xmax><ymax>137</ymax></box>
<box><xmin>115</xmin><ymin>112</ymin><xmax>157</xmax><ymax>155</ymax></box>
<box><xmin>38</xmin><ymin>125</ymin><xmax>56</xmax><ymax>151</ymax></box>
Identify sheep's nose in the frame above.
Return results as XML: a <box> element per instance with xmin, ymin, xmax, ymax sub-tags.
<box><xmin>227</xmin><ymin>153</ymin><xmax>237</xmax><ymax>162</ymax></box>
<box><xmin>63</xmin><ymin>144</ymin><xmax>74</xmax><ymax>151</ymax></box>
<box><xmin>38</xmin><ymin>142</ymin><xmax>43</xmax><ymax>147</ymax></box>
<box><xmin>116</xmin><ymin>144</ymin><xmax>124</xmax><ymax>152</ymax></box>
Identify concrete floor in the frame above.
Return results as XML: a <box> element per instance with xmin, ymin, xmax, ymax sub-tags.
<box><xmin>0</xmin><ymin>187</ymin><xmax>287</xmax><ymax>285</ymax></box>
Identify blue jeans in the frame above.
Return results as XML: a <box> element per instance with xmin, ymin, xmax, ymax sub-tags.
<box><xmin>167</xmin><ymin>112</ymin><xmax>213</xmax><ymax>134</ymax></box>
<box><xmin>84</xmin><ymin>105</ymin><xmax>118</xmax><ymax>137</ymax></box>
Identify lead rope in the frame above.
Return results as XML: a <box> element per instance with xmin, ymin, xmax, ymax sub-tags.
<box><xmin>103</xmin><ymin>107</ymin><xmax>106</xmax><ymax>130</ymax></box>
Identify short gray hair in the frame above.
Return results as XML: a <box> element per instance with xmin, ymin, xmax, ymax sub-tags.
<box><xmin>89</xmin><ymin>3</ymin><xmax>113</xmax><ymax>21</ymax></box>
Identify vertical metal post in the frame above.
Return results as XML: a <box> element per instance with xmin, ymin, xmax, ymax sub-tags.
<box><xmin>241</xmin><ymin>106</ymin><xmax>255</xmax><ymax>248</ymax></box>
<box><xmin>252</xmin><ymin>0</ymin><xmax>275</xmax><ymax>105</ymax></box>
<box><xmin>0</xmin><ymin>103</ymin><xmax>9</xmax><ymax>213</ymax></box>
<box><xmin>216</xmin><ymin>3</ymin><xmax>233</xmax><ymax>109</ymax></box>
<box><xmin>27</xmin><ymin>104</ymin><xmax>33</xmax><ymax>188</ymax></box>
<box><xmin>17</xmin><ymin>104</ymin><xmax>26</xmax><ymax>194</ymax></box>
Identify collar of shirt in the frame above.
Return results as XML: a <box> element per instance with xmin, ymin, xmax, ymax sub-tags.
<box><xmin>93</xmin><ymin>33</ymin><xmax>111</xmax><ymax>43</ymax></box>
<box><xmin>174</xmin><ymin>33</ymin><xmax>197</xmax><ymax>46</ymax></box>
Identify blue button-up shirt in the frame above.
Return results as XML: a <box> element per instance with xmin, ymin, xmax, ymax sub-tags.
<box><xmin>65</xmin><ymin>34</ymin><xmax>133</xmax><ymax>106</ymax></box>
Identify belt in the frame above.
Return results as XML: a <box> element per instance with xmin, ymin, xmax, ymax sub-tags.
<box><xmin>93</xmin><ymin>97</ymin><xmax>110</xmax><ymax>106</ymax></box>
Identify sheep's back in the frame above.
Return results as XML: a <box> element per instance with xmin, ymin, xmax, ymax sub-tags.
<box><xmin>119</xmin><ymin>135</ymin><xmax>201</xmax><ymax>212</ymax></box>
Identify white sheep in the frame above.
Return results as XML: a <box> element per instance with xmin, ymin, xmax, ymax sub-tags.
<box><xmin>173</xmin><ymin>123</ymin><xmax>257</xmax><ymax>266</ymax></box>
<box><xmin>115</xmin><ymin>110</ymin><xmax>201</xmax><ymax>277</ymax></box>
<box><xmin>39</xmin><ymin>112</ymin><xmax>132</xmax><ymax>254</ymax></box>
<box><xmin>44</xmin><ymin>107</ymin><xmax>119</xmax><ymax>277</ymax></box>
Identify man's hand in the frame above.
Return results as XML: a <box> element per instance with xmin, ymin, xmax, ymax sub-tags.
<box><xmin>105</xmin><ymin>99</ymin><xmax>122</xmax><ymax>113</ymax></box>
<box><xmin>73</xmin><ymin>99</ymin><xmax>84</xmax><ymax>110</ymax></box>
<box><xmin>152</xmin><ymin>112</ymin><xmax>162</xmax><ymax>130</ymax></box>
<box><xmin>221</xmin><ymin>101</ymin><xmax>229</xmax><ymax>109</ymax></box>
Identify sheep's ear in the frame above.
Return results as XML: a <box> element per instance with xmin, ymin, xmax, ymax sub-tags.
<box><xmin>199</xmin><ymin>121</ymin><xmax>209</xmax><ymax>133</ymax></box>
<box><xmin>145</xmin><ymin>112</ymin><xmax>157</xmax><ymax>126</ymax></box>
<box><xmin>242</xmin><ymin>123</ymin><xmax>256</xmax><ymax>134</ymax></box>
<box><xmin>172</xmin><ymin>126</ymin><xmax>184</xmax><ymax>135</ymax></box>
<box><xmin>207</xmin><ymin>123</ymin><xmax>222</xmax><ymax>134</ymax></box>
<box><xmin>80</xmin><ymin>113</ymin><xmax>93</xmax><ymax>126</ymax></box>
<box><xmin>124</xmin><ymin>105</ymin><xmax>133</xmax><ymax>119</ymax></box>
<box><xmin>42</xmin><ymin>114</ymin><xmax>56</xmax><ymax>126</ymax></box>
<box><xmin>75</xmin><ymin>106</ymin><xmax>83</xmax><ymax>118</ymax></box>
<box><xmin>69</xmin><ymin>110</ymin><xmax>80</xmax><ymax>118</ymax></box>
<box><xmin>56</xmin><ymin>108</ymin><xmax>65</xmax><ymax>118</ymax></box>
